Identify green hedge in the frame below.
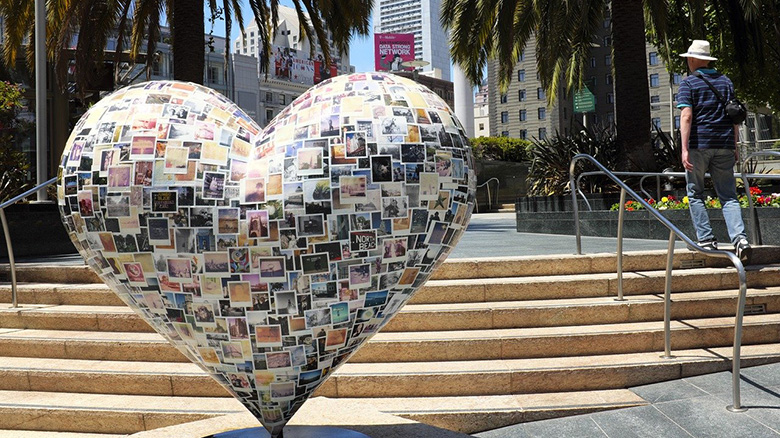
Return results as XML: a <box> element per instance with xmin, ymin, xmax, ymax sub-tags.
<box><xmin>470</xmin><ymin>136</ymin><xmax>532</xmax><ymax>162</ymax></box>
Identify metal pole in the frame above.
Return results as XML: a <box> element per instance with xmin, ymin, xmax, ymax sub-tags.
<box><xmin>727</xmin><ymin>259</ymin><xmax>749</xmax><ymax>413</ymax></box>
<box><xmin>663</xmin><ymin>230</ymin><xmax>675</xmax><ymax>358</ymax></box>
<box><xmin>35</xmin><ymin>0</ymin><xmax>48</xmax><ymax>201</ymax></box>
<box><xmin>0</xmin><ymin>210</ymin><xmax>17</xmax><ymax>308</ymax></box>
<box><xmin>615</xmin><ymin>188</ymin><xmax>626</xmax><ymax>301</ymax></box>
<box><xmin>570</xmin><ymin>164</ymin><xmax>582</xmax><ymax>255</ymax></box>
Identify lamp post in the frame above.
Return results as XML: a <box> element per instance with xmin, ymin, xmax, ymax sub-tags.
<box><xmin>35</xmin><ymin>0</ymin><xmax>48</xmax><ymax>201</ymax></box>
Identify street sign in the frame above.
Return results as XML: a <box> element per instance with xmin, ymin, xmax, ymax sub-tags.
<box><xmin>574</xmin><ymin>88</ymin><xmax>595</xmax><ymax>113</ymax></box>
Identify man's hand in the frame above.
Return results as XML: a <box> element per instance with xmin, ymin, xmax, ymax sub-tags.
<box><xmin>681</xmin><ymin>148</ymin><xmax>693</xmax><ymax>171</ymax></box>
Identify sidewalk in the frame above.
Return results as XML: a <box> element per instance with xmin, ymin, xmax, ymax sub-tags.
<box><xmin>450</xmin><ymin>212</ymin><xmax>687</xmax><ymax>259</ymax></box>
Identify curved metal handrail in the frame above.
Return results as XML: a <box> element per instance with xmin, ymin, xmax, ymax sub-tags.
<box><xmin>569</xmin><ymin>153</ymin><xmax>749</xmax><ymax>413</ymax></box>
<box><xmin>0</xmin><ymin>176</ymin><xmax>59</xmax><ymax>308</ymax></box>
<box><xmin>741</xmin><ymin>151</ymin><xmax>780</xmax><ymax>245</ymax></box>
<box><xmin>475</xmin><ymin>177</ymin><xmax>500</xmax><ymax>212</ymax></box>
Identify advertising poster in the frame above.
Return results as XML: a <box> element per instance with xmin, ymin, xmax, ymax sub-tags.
<box><xmin>374</xmin><ymin>33</ymin><xmax>415</xmax><ymax>71</ymax></box>
<box><xmin>271</xmin><ymin>47</ymin><xmax>339</xmax><ymax>85</ymax></box>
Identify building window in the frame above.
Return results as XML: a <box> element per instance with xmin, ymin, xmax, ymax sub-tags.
<box><xmin>478</xmin><ymin>123</ymin><xmax>484</xmax><ymax>131</ymax></box>
<box><xmin>501</xmin><ymin>130</ymin><xmax>509</xmax><ymax>137</ymax></box>
<box><xmin>590</xmin><ymin>57</ymin><xmax>596</xmax><ymax>68</ymax></box>
<box><xmin>674</xmin><ymin>116</ymin><xmax>681</xmax><ymax>129</ymax></box>
<box><xmin>605</xmin><ymin>74</ymin><xmax>612</xmax><ymax>85</ymax></box>
<box><xmin>649</xmin><ymin>52</ymin><xmax>658</xmax><ymax>65</ymax></box>
<box><xmin>518</xmin><ymin>89</ymin><xmax>526</xmax><ymax>102</ymax></box>
<box><xmin>500</xmin><ymin>93</ymin><xmax>508</xmax><ymax>104</ymax></box>
<box><xmin>605</xmin><ymin>55</ymin><xmax>612</xmax><ymax>66</ymax></box>
<box><xmin>538</xmin><ymin>127</ymin><xmax>547</xmax><ymax>139</ymax></box>
<box><xmin>652</xmin><ymin>117</ymin><xmax>662</xmax><ymax>129</ymax></box>
<box><xmin>538</xmin><ymin>107</ymin><xmax>546</xmax><ymax>120</ymax></box>
<box><xmin>537</xmin><ymin>87</ymin><xmax>545</xmax><ymax>100</ymax></box>
<box><xmin>501</xmin><ymin>111</ymin><xmax>509</xmax><ymax>123</ymax></box>
<box><xmin>672</xmin><ymin>73</ymin><xmax>682</xmax><ymax>85</ymax></box>
<box><xmin>519</xmin><ymin>110</ymin><xmax>527</xmax><ymax>121</ymax></box>
<box><xmin>518</xmin><ymin>70</ymin><xmax>525</xmax><ymax>82</ymax></box>
<box><xmin>650</xmin><ymin>95</ymin><xmax>661</xmax><ymax>103</ymax></box>
<box><xmin>519</xmin><ymin>51</ymin><xmax>525</xmax><ymax>61</ymax></box>
<box><xmin>266</xmin><ymin>109</ymin><xmax>273</xmax><ymax>122</ymax></box>
<box><xmin>607</xmin><ymin>93</ymin><xmax>614</xmax><ymax>104</ymax></box>
<box><xmin>280</xmin><ymin>95</ymin><xmax>286</xmax><ymax>105</ymax></box>
<box><xmin>208</xmin><ymin>66</ymin><xmax>219</xmax><ymax>84</ymax></box>
<box><xmin>519</xmin><ymin>129</ymin><xmax>527</xmax><ymax>140</ymax></box>
<box><xmin>265</xmin><ymin>92</ymin><xmax>273</xmax><ymax>102</ymax></box>
<box><xmin>650</xmin><ymin>74</ymin><xmax>660</xmax><ymax>87</ymax></box>
<box><xmin>606</xmin><ymin>112</ymin><xmax>614</xmax><ymax>124</ymax></box>
<box><xmin>603</xmin><ymin>36</ymin><xmax>612</xmax><ymax>47</ymax></box>
<box><xmin>673</xmin><ymin>93</ymin><xmax>678</xmax><ymax>102</ymax></box>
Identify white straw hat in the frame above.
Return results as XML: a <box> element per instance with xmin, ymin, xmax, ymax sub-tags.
<box><xmin>679</xmin><ymin>40</ymin><xmax>717</xmax><ymax>61</ymax></box>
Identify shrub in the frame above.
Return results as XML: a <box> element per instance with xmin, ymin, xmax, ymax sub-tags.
<box><xmin>526</xmin><ymin>124</ymin><xmax>619</xmax><ymax>196</ymax></box>
<box><xmin>470</xmin><ymin>136</ymin><xmax>531</xmax><ymax>162</ymax></box>
<box><xmin>0</xmin><ymin>81</ymin><xmax>32</xmax><ymax>202</ymax></box>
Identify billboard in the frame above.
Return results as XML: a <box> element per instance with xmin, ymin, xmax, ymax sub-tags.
<box><xmin>271</xmin><ymin>47</ymin><xmax>339</xmax><ymax>85</ymax></box>
<box><xmin>374</xmin><ymin>33</ymin><xmax>415</xmax><ymax>72</ymax></box>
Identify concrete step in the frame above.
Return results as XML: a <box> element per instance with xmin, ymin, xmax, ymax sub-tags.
<box><xmin>3</xmin><ymin>285</ymin><xmax>776</xmax><ymax>335</ymax></box>
<box><xmin>0</xmin><ymin>356</ymin><xmax>227</xmax><ymax>397</ymax></box>
<box><xmin>0</xmin><ymin>304</ymin><xmax>150</xmax><ymax>332</ymax></box>
<box><xmin>413</xmin><ymin>264</ymin><xmax>780</xmax><ymax>304</ymax></box>
<box><xmin>430</xmin><ymin>247</ymin><xmax>780</xmax><ymax>280</ymax></box>
<box><xmin>0</xmin><ymin>264</ymin><xmax>101</xmax><ymax>284</ymax></box>
<box><xmin>353</xmin><ymin>313</ymin><xmax>780</xmax><ymax>362</ymax></box>
<box><xmin>0</xmin><ymin>329</ymin><xmax>187</xmax><ymax>362</ymax></box>
<box><xmin>0</xmin><ymin>432</ymin><xmax>126</xmax><ymax>438</ymax></box>
<box><xmin>354</xmin><ymin>389</ymin><xmax>648</xmax><ymax>434</ymax></box>
<box><xmin>0</xmin><ymin>283</ymin><xmax>123</xmax><ymax>306</ymax></box>
<box><xmin>388</xmin><ymin>287</ymin><xmax>780</xmax><ymax>331</ymax></box>
<box><xmin>318</xmin><ymin>344</ymin><xmax>780</xmax><ymax>398</ymax></box>
<box><xmin>0</xmin><ymin>390</ymin><xmax>241</xmax><ymax>435</ymax></box>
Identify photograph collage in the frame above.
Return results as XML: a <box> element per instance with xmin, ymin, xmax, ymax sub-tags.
<box><xmin>58</xmin><ymin>72</ymin><xmax>476</xmax><ymax>428</ymax></box>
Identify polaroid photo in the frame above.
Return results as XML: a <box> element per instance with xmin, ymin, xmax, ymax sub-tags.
<box><xmin>339</xmin><ymin>175</ymin><xmax>366</xmax><ymax>203</ymax></box>
<box><xmin>301</xmin><ymin>253</ymin><xmax>330</xmax><ymax>276</ymax></box>
<box><xmin>265</xmin><ymin>350</ymin><xmax>292</xmax><ymax>369</ymax></box>
<box><xmin>344</xmin><ymin>131</ymin><xmax>367</xmax><ymax>158</ymax></box>
<box><xmin>274</xmin><ymin>291</ymin><xmax>298</xmax><ymax>316</ymax></box>
<box><xmin>229</xmin><ymin>247</ymin><xmax>251</xmax><ymax>273</ymax></box>
<box><xmin>246</xmin><ymin>210</ymin><xmax>269</xmax><ymax>238</ymax></box>
<box><xmin>228</xmin><ymin>281</ymin><xmax>252</xmax><ymax>307</ymax></box>
<box><xmin>130</xmin><ymin>135</ymin><xmax>156</xmax><ymax>159</ymax></box>
<box><xmin>295</xmin><ymin>214</ymin><xmax>325</xmax><ymax>237</ymax></box>
<box><xmin>167</xmin><ymin>258</ymin><xmax>193</xmax><ymax>282</ymax></box>
<box><xmin>324</xmin><ymin>328</ymin><xmax>348</xmax><ymax>350</ymax></box>
<box><xmin>164</xmin><ymin>146</ymin><xmax>189</xmax><ymax>174</ymax></box>
<box><xmin>147</xmin><ymin>217</ymin><xmax>171</xmax><ymax>246</ymax></box>
<box><xmin>258</xmin><ymin>257</ymin><xmax>285</xmax><ymax>282</ymax></box>
<box><xmin>220</xmin><ymin>340</ymin><xmax>246</xmax><ymax>363</ymax></box>
<box><xmin>106</xmin><ymin>194</ymin><xmax>131</xmax><ymax>217</ymax></box>
<box><xmin>202</xmin><ymin>172</ymin><xmax>226</xmax><ymax>200</ymax></box>
<box><xmin>107</xmin><ymin>165</ymin><xmax>132</xmax><ymax>189</ymax></box>
<box><xmin>203</xmin><ymin>252</ymin><xmax>230</xmax><ymax>274</ymax></box>
<box><xmin>381</xmin><ymin>197</ymin><xmax>408</xmax><ymax>219</ymax></box>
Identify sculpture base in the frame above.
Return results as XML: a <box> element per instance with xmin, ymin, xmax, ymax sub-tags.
<box><xmin>207</xmin><ymin>426</ymin><xmax>371</xmax><ymax>438</ymax></box>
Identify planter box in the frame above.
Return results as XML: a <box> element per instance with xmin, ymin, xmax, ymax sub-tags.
<box><xmin>516</xmin><ymin>207</ymin><xmax>780</xmax><ymax>246</ymax></box>
<box><xmin>474</xmin><ymin>160</ymin><xmax>530</xmax><ymax>209</ymax></box>
<box><xmin>0</xmin><ymin>203</ymin><xmax>76</xmax><ymax>259</ymax></box>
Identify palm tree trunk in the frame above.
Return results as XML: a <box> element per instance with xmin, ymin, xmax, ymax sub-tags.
<box><xmin>612</xmin><ymin>0</ymin><xmax>656</xmax><ymax>171</ymax></box>
<box><xmin>172</xmin><ymin>0</ymin><xmax>205</xmax><ymax>84</ymax></box>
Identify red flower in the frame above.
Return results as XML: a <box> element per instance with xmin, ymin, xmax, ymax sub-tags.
<box><xmin>750</xmin><ymin>187</ymin><xmax>763</xmax><ymax>196</ymax></box>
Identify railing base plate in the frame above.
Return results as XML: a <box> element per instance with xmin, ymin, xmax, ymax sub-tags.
<box><xmin>726</xmin><ymin>405</ymin><xmax>748</xmax><ymax>413</ymax></box>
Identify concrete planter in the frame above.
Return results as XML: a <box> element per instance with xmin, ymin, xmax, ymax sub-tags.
<box><xmin>474</xmin><ymin>160</ymin><xmax>530</xmax><ymax>209</ymax></box>
<box><xmin>0</xmin><ymin>203</ymin><xmax>75</xmax><ymax>259</ymax></box>
<box><xmin>515</xmin><ymin>207</ymin><xmax>780</xmax><ymax>245</ymax></box>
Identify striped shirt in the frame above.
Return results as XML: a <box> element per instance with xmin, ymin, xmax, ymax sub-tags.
<box><xmin>677</xmin><ymin>68</ymin><xmax>736</xmax><ymax>149</ymax></box>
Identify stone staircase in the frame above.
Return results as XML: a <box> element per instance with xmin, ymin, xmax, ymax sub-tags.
<box><xmin>0</xmin><ymin>249</ymin><xmax>779</xmax><ymax>436</ymax></box>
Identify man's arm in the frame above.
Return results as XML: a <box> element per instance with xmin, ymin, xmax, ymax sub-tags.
<box><xmin>680</xmin><ymin>107</ymin><xmax>693</xmax><ymax>170</ymax></box>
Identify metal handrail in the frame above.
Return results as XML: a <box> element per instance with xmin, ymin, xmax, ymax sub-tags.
<box><xmin>475</xmin><ymin>177</ymin><xmax>500</xmax><ymax>212</ymax></box>
<box><xmin>569</xmin><ymin>154</ymin><xmax>749</xmax><ymax>413</ymax></box>
<box><xmin>741</xmin><ymin>151</ymin><xmax>780</xmax><ymax>245</ymax></box>
<box><xmin>0</xmin><ymin>176</ymin><xmax>59</xmax><ymax>308</ymax></box>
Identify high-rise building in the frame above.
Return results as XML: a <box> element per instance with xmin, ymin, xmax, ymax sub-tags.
<box><xmin>372</xmin><ymin>0</ymin><xmax>450</xmax><ymax>80</ymax></box>
<box><xmin>474</xmin><ymin>84</ymin><xmax>490</xmax><ymax>138</ymax></box>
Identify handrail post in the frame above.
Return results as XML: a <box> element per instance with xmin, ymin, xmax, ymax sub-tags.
<box><xmin>569</xmin><ymin>159</ymin><xmax>582</xmax><ymax>254</ymax></box>
<box><xmin>727</xmin><ymin>257</ymin><xmax>749</xmax><ymax>412</ymax></box>
<box><xmin>662</xmin><ymin>230</ymin><xmax>675</xmax><ymax>358</ymax></box>
<box><xmin>615</xmin><ymin>188</ymin><xmax>626</xmax><ymax>301</ymax></box>
<box><xmin>0</xmin><ymin>210</ymin><xmax>17</xmax><ymax>308</ymax></box>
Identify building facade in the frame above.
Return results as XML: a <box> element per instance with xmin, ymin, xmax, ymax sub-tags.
<box><xmin>474</xmin><ymin>84</ymin><xmax>490</xmax><ymax>138</ymax></box>
<box><xmin>372</xmin><ymin>0</ymin><xmax>450</xmax><ymax>80</ymax></box>
<box><xmin>233</xmin><ymin>6</ymin><xmax>355</xmax><ymax>126</ymax></box>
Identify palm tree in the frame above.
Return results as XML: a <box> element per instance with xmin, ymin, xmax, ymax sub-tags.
<box><xmin>442</xmin><ymin>0</ymin><xmax>660</xmax><ymax>171</ymax></box>
<box><xmin>0</xmin><ymin>0</ymin><xmax>371</xmax><ymax>91</ymax></box>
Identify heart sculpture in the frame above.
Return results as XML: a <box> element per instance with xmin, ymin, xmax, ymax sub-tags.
<box><xmin>57</xmin><ymin>72</ymin><xmax>475</xmax><ymax>436</ymax></box>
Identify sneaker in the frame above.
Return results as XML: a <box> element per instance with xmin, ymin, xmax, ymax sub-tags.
<box><xmin>735</xmin><ymin>238</ymin><xmax>752</xmax><ymax>263</ymax></box>
<box><xmin>695</xmin><ymin>239</ymin><xmax>718</xmax><ymax>251</ymax></box>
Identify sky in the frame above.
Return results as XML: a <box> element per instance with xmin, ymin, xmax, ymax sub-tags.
<box><xmin>208</xmin><ymin>0</ymin><xmax>376</xmax><ymax>73</ymax></box>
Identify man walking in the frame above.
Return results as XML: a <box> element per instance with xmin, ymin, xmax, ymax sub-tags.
<box><xmin>677</xmin><ymin>40</ymin><xmax>751</xmax><ymax>261</ymax></box>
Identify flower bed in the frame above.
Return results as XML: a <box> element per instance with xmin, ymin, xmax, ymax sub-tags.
<box><xmin>610</xmin><ymin>187</ymin><xmax>780</xmax><ymax>211</ymax></box>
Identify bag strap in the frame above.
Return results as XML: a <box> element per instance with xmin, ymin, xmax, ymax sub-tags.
<box><xmin>692</xmin><ymin>71</ymin><xmax>728</xmax><ymax>105</ymax></box>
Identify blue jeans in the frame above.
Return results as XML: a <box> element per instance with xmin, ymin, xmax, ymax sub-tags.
<box><xmin>685</xmin><ymin>148</ymin><xmax>746</xmax><ymax>245</ymax></box>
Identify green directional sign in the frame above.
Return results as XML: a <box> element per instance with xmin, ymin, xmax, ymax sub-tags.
<box><xmin>573</xmin><ymin>88</ymin><xmax>595</xmax><ymax>113</ymax></box>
